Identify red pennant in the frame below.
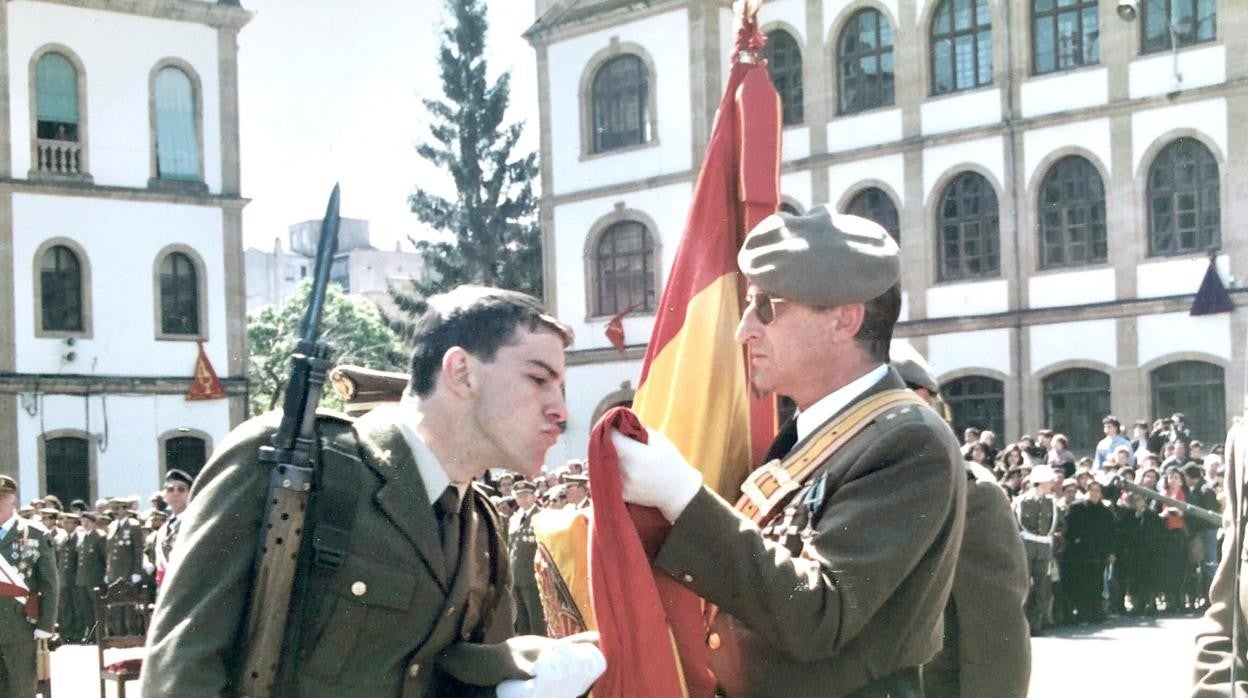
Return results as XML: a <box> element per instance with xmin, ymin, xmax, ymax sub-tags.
<box><xmin>186</xmin><ymin>341</ymin><xmax>226</xmax><ymax>401</ymax></box>
<box><xmin>604</xmin><ymin>303</ymin><xmax>640</xmax><ymax>353</ymax></box>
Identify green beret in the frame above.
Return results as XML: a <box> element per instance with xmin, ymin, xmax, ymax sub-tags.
<box><xmin>738</xmin><ymin>205</ymin><xmax>900</xmax><ymax>307</ymax></box>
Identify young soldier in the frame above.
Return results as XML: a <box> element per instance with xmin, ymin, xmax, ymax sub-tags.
<box><xmin>143</xmin><ymin>286</ymin><xmax>604</xmax><ymax>697</ymax></box>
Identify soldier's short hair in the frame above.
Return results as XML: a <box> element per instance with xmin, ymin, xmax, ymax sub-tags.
<box><xmin>406</xmin><ymin>286</ymin><xmax>573</xmax><ymax>398</ymax></box>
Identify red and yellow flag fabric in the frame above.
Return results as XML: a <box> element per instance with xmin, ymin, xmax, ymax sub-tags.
<box><xmin>186</xmin><ymin>341</ymin><xmax>226</xmax><ymax>401</ymax></box>
<box><xmin>631</xmin><ymin>4</ymin><xmax>781</xmax><ymax>496</ymax></box>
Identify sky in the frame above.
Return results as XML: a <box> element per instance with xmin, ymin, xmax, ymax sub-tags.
<box><xmin>236</xmin><ymin>0</ymin><xmax>539</xmax><ymax>252</ymax></box>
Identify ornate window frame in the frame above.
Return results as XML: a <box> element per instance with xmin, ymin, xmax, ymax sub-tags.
<box><xmin>148</xmin><ymin>58</ymin><xmax>207</xmax><ymax>192</ymax></box>
<box><xmin>152</xmin><ymin>244</ymin><xmax>209</xmax><ymax>341</ymax></box>
<box><xmin>32</xmin><ymin>237</ymin><xmax>92</xmax><ymax>339</ymax></box>
<box><xmin>28</xmin><ymin>44</ymin><xmax>91</xmax><ymax>181</ymax></box>
<box><xmin>578</xmin><ymin>39</ymin><xmax>659</xmax><ymax>160</ymax></box>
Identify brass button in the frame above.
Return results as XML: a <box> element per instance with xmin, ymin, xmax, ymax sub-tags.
<box><xmin>445</xmin><ymin>605</ymin><xmax>456</xmax><ymax>617</ymax></box>
<box><xmin>682</xmin><ymin>573</ymin><xmax>693</xmax><ymax>583</ymax></box>
<box><xmin>707</xmin><ymin>632</ymin><xmax>721</xmax><ymax>650</ymax></box>
<box><xmin>408</xmin><ymin>663</ymin><xmax>421</xmax><ymax>678</ymax></box>
<box><xmin>350</xmin><ymin>581</ymin><xmax>367</xmax><ymax>597</ymax></box>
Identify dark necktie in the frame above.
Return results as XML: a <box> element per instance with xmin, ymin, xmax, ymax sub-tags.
<box><xmin>434</xmin><ymin>486</ymin><xmax>461</xmax><ymax>575</ymax></box>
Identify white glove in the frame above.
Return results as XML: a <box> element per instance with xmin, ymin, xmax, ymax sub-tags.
<box><xmin>33</xmin><ymin>629</ymin><xmax>53</xmax><ymax>640</ymax></box>
<box><xmin>142</xmin><ymin>559</ymin><xmax>155</xmax><ymax>575</ymax></box>
<box><xmin>130</xmin><ymin>573</ymin><xmax>142</xmax><ymax>584</ymax></box>
<box><xmin>496</xmin><ymin>634</ymin><xmax>606</xmax><ymax>698</ymax></box>
<box><xmin>610</xmin><ymin>428</ymin><xmax>702</xmax><ymax>522</ymax></box>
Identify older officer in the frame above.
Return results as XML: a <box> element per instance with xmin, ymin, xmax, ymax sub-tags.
<box><xmin>509</xmin><ymin>480</ymin><xmax>546</xmax><ymax>636</ymax></box>
<box><xmin>1194</xmin><ymin>415</ymin><xmax>1248</xmax><ymax>695</ymax></box>
<box><xmin>0</xmin><ymin>476</ymin><xmax>59</xmax><ymax>698</ymax></box>
<box><xmin>613</xmin><ymin>206</ymin><xmax>966</xmax><ymax>697</ymax></box>
<box><xmin>142</xmin><ymin>286</ymin><xmax>604</xmax><ymax>697</ymax></box>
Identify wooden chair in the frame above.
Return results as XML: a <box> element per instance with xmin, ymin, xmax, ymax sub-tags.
<box><xmin>93</xmin><ymin>581</ymin><xmax>152</xmax><ymax>698</ymax></box>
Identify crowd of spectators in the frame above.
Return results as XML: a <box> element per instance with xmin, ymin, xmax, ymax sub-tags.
<box><xmin>961</xmin><ymin>412</ymin><xmax>1226</xmax><ymax>633</ymax></box>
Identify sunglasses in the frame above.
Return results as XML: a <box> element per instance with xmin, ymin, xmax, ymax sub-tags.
<box><xmin>163</xmin><ymin>485</ymin><xmax>188</xmax><ymax>493</ymax></box>
<box><xmin>744</xmin><ymin>292</ymin><xmax>790</xmax><ymax>326</ymax></box>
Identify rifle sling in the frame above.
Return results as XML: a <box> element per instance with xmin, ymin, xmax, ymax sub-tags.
<box><xmin>310</xmin><ymin>426</ymin><xmax>363</xmax><ymax>571</ymax></box>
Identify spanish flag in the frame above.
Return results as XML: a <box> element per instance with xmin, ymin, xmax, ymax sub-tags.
<box><xmin>631</xmin><ymin>0</ymin><xmax>781</xmax><ymax>496</ymax></box>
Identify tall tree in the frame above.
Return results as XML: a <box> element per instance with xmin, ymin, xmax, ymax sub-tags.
<box><xmin>397</xmin><ymin>0</ymin><xmax>541</xmax><ymax>326</ymax></box>
<box><xmin>248</xmin><ymin>280</ymin><xmax>407</xmax><ymax>415</ymax></box>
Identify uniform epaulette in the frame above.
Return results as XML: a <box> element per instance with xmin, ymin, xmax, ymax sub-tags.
<box><xmin>873</xmin><ymin>401</ymin><xmax>925</xmax><ymax>427</ymax></box>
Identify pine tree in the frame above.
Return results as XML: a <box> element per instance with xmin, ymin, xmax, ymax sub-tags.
<box><xmin>392</xmin><ymin>0</ymin><xmax>541</xmax><ymax>334</ymax></box>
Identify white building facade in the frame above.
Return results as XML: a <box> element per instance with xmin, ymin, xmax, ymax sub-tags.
<box><xmin>0</xmin><ymin>0</ymin><xmax>251</xmax><ymax>503</ymax></box>
<box><xmin>527</xmin><ymin>0</ymin><xmax>1248</xmax><ymax>463</ymax></box>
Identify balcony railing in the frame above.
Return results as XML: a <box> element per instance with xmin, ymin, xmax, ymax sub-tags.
<box><xmin>35</xmin><ymin>138</ymin><xmax>84</xmax><ymax>175</ymax></box>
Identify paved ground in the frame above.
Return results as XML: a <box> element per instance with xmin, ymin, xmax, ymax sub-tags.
<box><xmin>47</xmin><ymin>614</ymin><xmax>1206</xmax><ymax>697</ymax></box>
<box><xmin>1030</xmin><ymin>613</ymin><xmax>1205</xmax><ymax>696</ymax></box>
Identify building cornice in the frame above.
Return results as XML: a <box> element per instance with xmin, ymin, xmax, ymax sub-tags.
<box><xmin>22</xmin><ymin>0</ymin><xmax>253</xmax><ymax>30</ymax></box>
<box><xmin>525</xmin><ymin>0</ymin><xmax>699</xmax><ymax>46</ymax></box>
<box><xmin>0</xmin><ymin>178</ymin><xmax>249</xmax><ymax>210</ymax></box>
<box><xmin>0</xmin><ymin>372</ymin><xmax>248</xmax><ymax>395</ymax></box>
<box><xmin>566</xmin><ymin>345</ymin><xmax>645</xmax><ymax>366</ymax></box>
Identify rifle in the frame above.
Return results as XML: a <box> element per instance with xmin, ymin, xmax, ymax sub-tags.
<box><xmin>239</xmin><ymin>185</ymin><xmax>341</xmax><ymax>697</ymax></box>
<box><xmin>1111</xmin><ymin>475</ymin><xmax>1222</xmax><ymax>527</ymax></box>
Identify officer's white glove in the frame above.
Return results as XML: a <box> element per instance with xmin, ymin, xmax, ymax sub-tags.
<box><xmin>33</xmin><ymin>629</ymin><xmax>53</xmax><ymax>640</ymax></box>
<box><xmin>610</xmin><ymin>428</ymin><xmax>702</xmax><ymax>522</ymax></box>
<box><xmin>496</xmin><ymin>634</ymin><xmax>606</xmax><ymax>698</ymax></box>
<box><xmin>130</xmin><ymin>573</ymin><xmax>141</xmax><ymax>584</ymax></box>
<box><xmin>142</xmin><ymin>559</ymin><xmax>155</xmax><ymax>575</ymax></box>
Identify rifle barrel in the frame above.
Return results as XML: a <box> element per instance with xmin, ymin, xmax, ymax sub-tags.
<box><xmin>1112</xmin><ymin>476</ymin><xmax>1221</xmax><ymax>527</ymax></box>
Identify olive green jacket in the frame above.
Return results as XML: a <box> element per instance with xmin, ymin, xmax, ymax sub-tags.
<box><xmin>0</xmin><ymin>517</ymin><xmax>59</xmax><ymax>639</ymax></box>
<box><xmin>141</xmin><ymin>407</ymin><xmax>546</xmax><ymax>697</ymax></box>
<box><xmin>654</xmin><ymin>369</ymin><xmax>967</xmax><ymax>697</ymax></box>
<box><xmin>1194</xmin><ymin>418</ymin><xmax>1247</xmax><ymax>697</ymax></box>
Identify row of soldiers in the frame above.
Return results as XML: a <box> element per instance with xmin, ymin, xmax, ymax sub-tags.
<box><xmin>14</xmin><ymin>469</ymin><xmax>192</xmax><ymax>644</ymax></box>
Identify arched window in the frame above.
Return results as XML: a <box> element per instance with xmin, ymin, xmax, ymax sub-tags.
<box><xmin>1152</xmin><ymin>361</ymin><xmax>1225</xmax><ymax>446</ymax></box>
<box><xmin>1043</xmin><ymin>368</ymin><xmax>1110</xmax><ymax>453</ymax></box>
<box><xmin>34</xmin><ymin>51</ymin><xmax>84</xmax><ymax>175</ymax></box>
<box><xmin>931</xmin><ymin>0</ymin><xmax>993</xmax><ymax>95</ymax></box>
<box><xmin>937</xmin><ymin>172</ymin><xmax>999</xmax><ymax>281</ymax></box>
<box><xmin>1147</xmin><ymin>138</ymin><xmax>1220</xmax><ymax>256</ymax></box>
<box><xmin>45</xmin><ymin>436</ymin><xmax>90</xmax><ymax>505</ymax></box>
<box><xmin>40</xmin><ymin>245</ymin><xmax>83</xmax><ymax>332</ymax></box>
<box><xmin>942</xmin><ymin>376</ymin><xmax>1005</xmax><ymax>443</ymax></box>
<box><xmin>35</xmin><ymin>52</ymin><xmax>79</xmax><ymax>141</ymax></box>
<box><xmin>1032</xmin><ymin>0</ymin><xmax>1099</xmax><ymax>75</ymax></box>
<box><xmin>165</xmin><ymin>435</ymin><xmax>208</xmax><ymax>480</ymax></box>
<box><xmin>594</xmin><ymin>220</ymin><xmax>655</xmax><ymax>316</ymax></box>
<box><xmin>847</xmin><ymin>187</ymin><xmax>901</xmax><ymax>242</ymax></box>
<box><xmin>763</xmin><ymin>29</ymin><xmax>804</xmax><ymax>125</ymax></box>
<box><xmin>1038</xmin><ymin>156</ymin><xmax>1107</xmax><ymax>269</ymax></box>
<box><xmin>154</xmin><ymin>66</ymin><xmax>201</xmax><ymax>181</ymax></box>
<box><xmin>159</xmin><ymin>251</ymin><xmax>200</xmax><ymax>336</ymax></box>
<box><xmin>838</xmin><ymin>9</ymin><xmax>895</xmax><ymax>114</ymax></box>
<box><xmin>590</xmin><ymin>55</ymin><xmax>650</xmax><ymax>153</ymax></box>
<box><xmin>1142</xmin><ymin>0</ymin><xmax>1216</xmax><ymax>54</ymax></box>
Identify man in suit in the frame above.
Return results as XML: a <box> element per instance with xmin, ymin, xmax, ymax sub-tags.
<box><xmin>0</xmin><ymin>476</ymin><xmax>59</xmax><ymax>698</ymax></box>
<box><xmin>73</xmin><ymin>511</ymin><xmax>106</xmax><ymax>642</ymax></box>
<box><xmin>142</xmin><ymin>286</ymin><xmax>605</xmax><ymax>697</ymax></box>
<box><xmin>509</xmin><ymin>480</ymin><xmax>546</xmax><ymax>635</ymax></box>
<box><xmin>612</xmin><ymin>206</ymin><xmax>967</xmax><ymax>696</ymax></box>
<box><xmin>1195</xmin><ymin>415</ymin><xmax>1248</xmax><ymax>695</ymax></box>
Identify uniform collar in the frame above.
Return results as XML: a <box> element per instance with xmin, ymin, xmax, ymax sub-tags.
<box><xmin>391</xmin><ymin>408</ymin><xmax>467</xmax><ymax>508</ymax></box>
<box><xmin>795</xmin><ymin>364</ymin><xmax>889</xmax><ymax>442</ymax></box>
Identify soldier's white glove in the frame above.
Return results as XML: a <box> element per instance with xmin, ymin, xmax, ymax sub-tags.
<box><xmin>130</xmin><ymin>573</ymin><xmax>141</xmax><ymax>584</ymax></box>
<box><xmin>610</xmin><ymin>428</ymin><xmax>702</xmax><ymax>522</ymax></box>
<box><xmin>496</xmin><ymin>633</ymin><xmax>606</xmax><ymax>698</ymax></box>
<box><xmin>142</xmin><ymin>559</ymin><xmax>155</xmax><ymax>575</ymax></box>
<box><xmin>33</xmin><ymin>629</ymin><xmax>53</xmax><ymax>640</ymax></box>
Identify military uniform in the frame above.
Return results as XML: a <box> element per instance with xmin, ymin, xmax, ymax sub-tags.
<box><xmin>104</xmin><ymin>513</ymin><xmax>145</xmax><ymax>585</ymax></box>
<box><xmin>142</xmin><ymin>407</ymin><xmax>554</xmax><ymax>696</ymax></box>
<box><xmin>924</xmin><ymin>463</ymin><xmax>1031</xmax><ymax>697</ymax></box>
<box><xmin>1195</xmin><ymin>417</ymin><xmax>1248</xmax><ymax>695</ymax></box>
<box><xmin>55</xmin><ymin>518</ymin><xmax>79</xmax><ymax>641</ymax></box>
<box><xmin>654</xmin><ymin>369</ymin><xmax>966</xmax><ymax>697</ymax></box>
<box><xmin>1014</xmin><ymin>483</ymin><xmax>1065</xmax><ymax>632</ymax></box>
<box><xmin>0</xmin><ymin>512</ymin><xmax>59</xmax><ymax>698</ymax></box>
<box><xmin>74</xmin><ymin>521</ymin><xmax>106</xmax><ymax>641</ymax></box>
<box><xmin>508</xmin><ymin>501</ymin><xmax>546</xmax><ymax>635</ymax></box>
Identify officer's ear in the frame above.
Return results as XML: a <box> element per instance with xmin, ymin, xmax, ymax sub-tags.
<box><xmin>439</xmin><ymin>346</ymin><xmax>476</xmax><ymax>397</ymax></box>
